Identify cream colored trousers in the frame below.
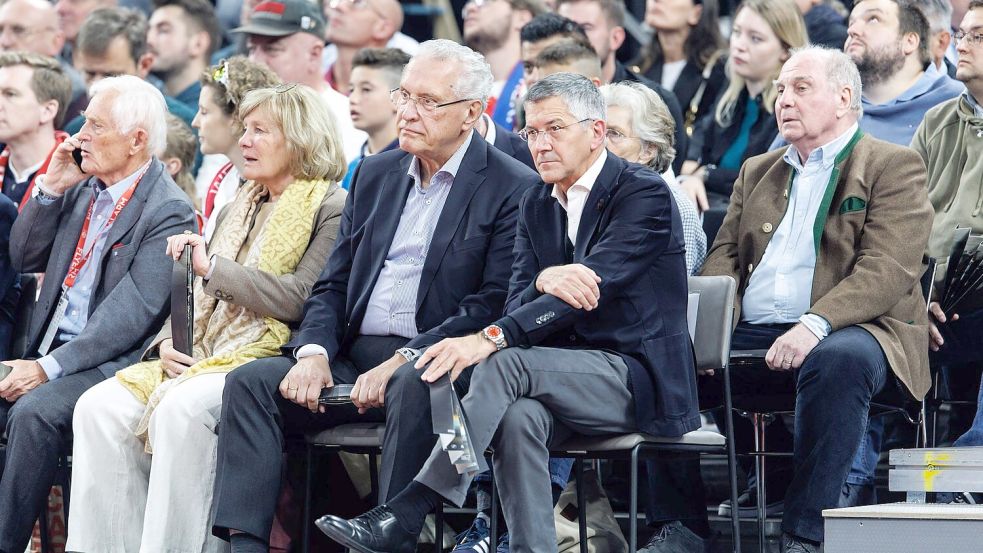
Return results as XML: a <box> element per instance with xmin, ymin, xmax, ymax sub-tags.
<box><xmin>66</xmin><ymin>373</ymin><xmax>230</xmax><ymax>553</ymax></box>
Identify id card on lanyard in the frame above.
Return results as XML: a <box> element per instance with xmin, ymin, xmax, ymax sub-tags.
<box><xmin>37</xmin><ymin>170</ymin><xmax>145</xmax><ymax>355</ymax></box>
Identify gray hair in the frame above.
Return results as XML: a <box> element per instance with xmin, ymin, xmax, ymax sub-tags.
<box><xmin>788</xmin><ymin>46</ymin><xmax>863</xmax><ymax>117</ymax></box>
<box><xmin>524</xmin><ymin>72</ymin><xmax>606</xmax><ymax>122</ymax></box>
<box><xmin>910</xmin><ymin>0</ymin><xmax>953</xmax><ymax>34</ymax></box>
<box><xmin>89</xmin><ymin>75</ymin><xmax>168</xmax><ymax>155</ymax></box>
<box><xmin>599</xmin><ymin>81</ymin><xmax>675</xmax><ymax>173</ymax></box>
<box><xmin>408</xmin><ymin>39</ymin><xmax>493</xmax><ymax>109</ymax></box>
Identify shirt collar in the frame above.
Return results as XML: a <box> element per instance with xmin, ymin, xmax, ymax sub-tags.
<box><xmin>407</xmin><ymin>130</ymin><xmax>475</xmax><ymax>188</ymax></box>
<box><xmin>480</xmin><ymin>113</ymin><xmax>498</xmax><ymax>146</ymax></box>
<box><xmin>551</xmin><ymin>149</ymin><xmax>608</xmax><ymax>209</ymax></box>
<box><xmin>782</xmin><ymin>122</ymin><xmax>859</xmax><ymax>172</ymax></box>
<box><xmin>94</xmin><ymin>158</ymin><xmax>152</xmax><ymax>202</ymax></box>
<box><xmin>964</xmin><ymin>90</ymin><xmax>983</xmax><ymax>118</ymax></box>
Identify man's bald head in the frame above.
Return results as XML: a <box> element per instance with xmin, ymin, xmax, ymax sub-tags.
<box><xmin>0</xmin><ymin>0</ymin><xmax>65</xmax><ymax>56</ymax></box>
<box><xmin>325</xmin><ymin>0</ymin><xmax>402</xmax><ymax>48</ymax></box>
<box><xmin>55</xmin><ymin>0</ymin><xmax>117</xmax><ymax>43</ymax></box>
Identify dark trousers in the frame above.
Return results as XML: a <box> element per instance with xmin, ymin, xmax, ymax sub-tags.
<box><xmin>647</xmin><ymin>322</ymin><xmax>888</xmax><ymax>543</ymax></box>
<box><xmin>211</xmin><ymin>335</ymin><xmax>408</xmax><ymax>543</ymax></box>
<box><xmin>0</xmin><ymin>368</ymin><xmax>105</xmax><ymax>552</ymax></box>
<box><xmin>377</xmin><ymin>356</ymin><xmax>473</xmax><ymax>502</ymax></box>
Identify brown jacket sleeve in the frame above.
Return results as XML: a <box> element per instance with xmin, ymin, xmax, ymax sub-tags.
<box><xmin>700</xmin><ymin>161</ymin><xmax>748</xmax><ymax>282</ymax></box>
<box><xmin>202</xmin><ymin>186</ymin><xmax>347</xmax><ymax>322</ymax></box>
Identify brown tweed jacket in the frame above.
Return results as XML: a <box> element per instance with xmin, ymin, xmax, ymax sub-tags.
<box><xmin>701</xmin><ymin>130</ymin><xmax>934</xmax><ymax>399</ymax></box>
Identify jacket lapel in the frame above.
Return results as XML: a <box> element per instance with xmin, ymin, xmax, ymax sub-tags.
<box><xmin>810</xmin><ymin>129</ymin><xmax>864</xmax><ymax>252</ymax></box>
<box><xmin>102</xmin><ymin>159</ymin><xmax>159</xmax><ymax>254</ymax></box>
<box><xmin>573</xmin><ymin>154</ymin><xmax>618</xmax><ymax>261</ymax></box>
<box><xmin>417</xmin><ymin>138</ymin><xmax>487</xmax><ymax>305</ymax></box>
<box><xmin>358</xmin><ymin>155</ymin><xmax>414</xmax><ymax>310</ymax></box>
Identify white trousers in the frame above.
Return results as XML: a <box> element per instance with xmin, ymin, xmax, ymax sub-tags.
<box><xmin>66</xmin><ymin>373</ymin><xmax>230</xmax><ymax>553</ymax></box>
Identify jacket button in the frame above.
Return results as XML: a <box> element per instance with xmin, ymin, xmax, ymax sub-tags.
<box><xmin>569</xmin><ymin>334</ymin><xmax>577</xmax><ymax>342</ymax></box>
<box><xmin>762</xmin><ymin>223</ymin><xmax>773</xmax><ymax>233</ymax></box>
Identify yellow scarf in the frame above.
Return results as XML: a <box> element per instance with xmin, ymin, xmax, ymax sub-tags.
<box><xmin>116</xmin><ymin>178</ymin><xmax>329</xmax><ymax>448</ymax></box>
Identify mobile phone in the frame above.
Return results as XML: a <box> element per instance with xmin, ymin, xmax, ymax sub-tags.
<box><xmin>318</xmin><ymin>384</ymin><xmax>355</xmax><ymax>405</ymax></box>
<box><xmin>0</xmin><ymin>362</ymin><xmax>12</xmax><ymax>382</ymax></box>
<box><xmin>72</xmin><ymin>147</ymin><xmax>84</xmax><ymax>170</ymax></box>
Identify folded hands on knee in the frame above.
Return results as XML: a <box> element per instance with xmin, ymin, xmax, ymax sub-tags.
<box><xmin>0</xmin><ymin>359</ymin><xmax>47</xmax><ymax>402</ymax></box>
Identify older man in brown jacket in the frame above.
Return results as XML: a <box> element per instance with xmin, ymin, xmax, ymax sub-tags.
<box><xmin>641</xmin><ymin>46</ymin><xmax>932</xmax><ymax>553</ymax></box>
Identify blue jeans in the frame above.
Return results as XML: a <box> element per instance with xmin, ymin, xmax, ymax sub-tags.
<box><xmin>647</xmin><ymin>322</ymin><xmax>888</xmax><ymax>543</ymax></box>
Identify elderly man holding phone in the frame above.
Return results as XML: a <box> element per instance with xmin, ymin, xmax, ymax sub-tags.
<box><xmin>0</xmin><ymin>75</ymin><xmax>195</xmax><ymax>552</ymax></box>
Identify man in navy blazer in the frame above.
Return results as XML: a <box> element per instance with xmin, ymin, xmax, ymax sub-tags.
<box><xmin>209</xmin><ymin>40</ymin><xmax>540</xmax><ymax>550</ymax></box>
<box><xmin>317</xmin><ymin>73</ymin><xmax>700</xmax><ymax>553</ymax></box>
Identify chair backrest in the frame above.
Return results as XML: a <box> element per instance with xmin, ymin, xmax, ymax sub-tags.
<box><xmin>10</xmin><ymin>273</ymin><xmax>38</xmax><ymax>359</ymax></box>
<box><xmin>687</xmin><ymin>275</ymin><xmax>737</xmax><ymax>373</ymax></box>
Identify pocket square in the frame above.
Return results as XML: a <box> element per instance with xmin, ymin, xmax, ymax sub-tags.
<box><xmin>112</xmin><ymin>242</ymin><xmax>126</xmax><ymax>250</ymax></box>
<box><xmin>839</xmin><ymin>196</ymin><xmax>867</xmax><ymax>214</ymax></box>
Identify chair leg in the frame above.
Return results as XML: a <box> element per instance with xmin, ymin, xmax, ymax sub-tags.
<box><xmin>369</xmin><ymin>451</ymin><xmax>379</xmax><ymax>503</ymax></box>
<box><xmin>435</xmin><ymin>502</ymin><xmax>444</xmax><ymax>552</ymax></box>
<box><xmin>61</xmin><ymin>455</ymin><xmax>71</xmax><ymax>528</ymax></box>
<box><xmin>752</xmin><ymin>414</ymin><xmax>769</xmax><ymax>553</ymax></box>
<box><xmin>723</xmin><ymin>378</ymin><xmax>743</xmax><ymax>553</ymax></box>
<box><xmin>630</xmin><ymin>447</ymin><xmax>639</xmax><ymax>553</ymax></box>
<box><xmin>491</xmin><ymin>468</ymin><xmax>499</xmax><ymax>548</ymax></box>
<box><xmin>302</xmin><ymin>444</ymin><xmax>313</xmax><ymax>553</ymax></box>
<box><xmin>38</xmin><ymin>500</ymin><xmax>51</xmax><ymax>553</ymax></box>
<box><xmin>575</xmin><ymin>458</ymin><xmax>587</xmax><ymax>553</ymax></box>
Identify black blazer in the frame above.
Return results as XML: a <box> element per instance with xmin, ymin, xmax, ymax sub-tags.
<box><xmin>0</xmin><ymin>193</ymin><xmax>17</xmax><ymax>360</ymax></box>
<box><xmin>492</xmin><ymin>123</ymin><xmax>535</xmax><ymax>170</ymax></box>
<box><xmin>496</xmin><ymin>153</ymin><xmax>701</xmax><ymax>437</ymax></box>
<box><xmin>288</xmin><ymin>133</ymin><xmax>541</xmax><ymax>360</ymax></box>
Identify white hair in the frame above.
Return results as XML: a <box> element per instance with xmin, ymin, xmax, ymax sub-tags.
<box><xmin>788</xmin><ymin>46</ymin><xmax>864</xmax><ymax>117</ymax></box>
<box><xmin>407</xmin><ymin>39</ymin><xmax>494</xmax><ymax>109</ymax></box>
<box><xmin>525</xmin><ymin>72</ymin><xmax>606</xmax><ymax>122</ymax></box>
<box><xmin>89</xmin><ymin>75</ymin><xmax>168</xmax><ymax>155</ymax></box>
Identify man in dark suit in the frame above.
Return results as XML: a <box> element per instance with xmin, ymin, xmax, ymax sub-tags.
<box><xmin>209</xmin><ymin>40</ymin><xmax>540</xmax><ymax>552</ymax></box>
<box><xmin>0</xmin><ymin>75</ymin><xmax>195</xmax><ymax>552</ymax></box>
<box><xmin>316</xmin><ymin>72</ymin><xmax>700</xmax><ymax>553</ymax></box>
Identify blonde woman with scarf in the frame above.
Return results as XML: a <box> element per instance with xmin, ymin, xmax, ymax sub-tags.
<box><xmin>66</xmin><ymin>84</ymin><xmax>348</xmax><ymax>553</ymax></box>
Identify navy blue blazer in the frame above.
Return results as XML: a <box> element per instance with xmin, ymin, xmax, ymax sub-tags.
<box><xmin>0</xmin><ymin>193</ymin><xmax>17</xmax><ymax>360</ymax></box>
<box><xmin>492</xmin><ymin>123</ymin><xmax>535</xmax><ymax>171</ymax></box>
<box><xmin>496</xmin><ymin>153</ymin><xmax>701</xmax><ymax>437</ymax></box>
<box><xmin>287</xmin><ymin>133</ymin><xmax>541</xmax><ymax>360</ymax></box>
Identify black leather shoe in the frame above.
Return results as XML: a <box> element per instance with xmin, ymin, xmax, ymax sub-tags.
<box><xmin>315</xmin><ymin>505</ymin><xmax>417</xmax><ymax>553</ymax></box>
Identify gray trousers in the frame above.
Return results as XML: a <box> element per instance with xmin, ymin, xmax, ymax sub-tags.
<box><xmin>415</xmin><ymin>347</ymin><xmax>637</xmax><ymax>553</ymax></box>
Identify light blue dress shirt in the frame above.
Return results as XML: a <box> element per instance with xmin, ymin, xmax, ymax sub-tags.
<box><xmin>741</xmin><ymin>124</ymin><xmax>859</xmax><ymax>339</ymax></box>
<box><xmin>35</xmin><ymin>160</ymin><xmax>151</xmax><ymax>379</ymax></box>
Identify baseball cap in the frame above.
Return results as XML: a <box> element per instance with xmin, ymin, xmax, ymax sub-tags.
<box><xmin>231</xmin><ymin>0</ymin><xmax>326</xmax><ymax>38</ymax></box>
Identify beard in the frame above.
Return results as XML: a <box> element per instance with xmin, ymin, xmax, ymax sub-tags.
<box><xmin>853</xmin><ymin>40</ymin><xmax>906</xmax><ymax>87</ymax></box>
<box><xmin>464</xmin><ymin>24</ymin><xmax>510</xmax><ymax>54</ymax></box>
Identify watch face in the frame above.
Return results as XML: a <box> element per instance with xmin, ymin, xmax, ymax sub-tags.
<box><xmin>486</xmin><ymin>326</ymin><xmax>502</xmax><ymax>338</ymax></box>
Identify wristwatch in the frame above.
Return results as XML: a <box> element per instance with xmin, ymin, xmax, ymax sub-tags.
<box><xmin>481</xmin><ymin>324</ymin><xmax>508</xmax><ymax>351</ymax></box>
<box><xmin>396</xmin><ymin>347</ymin><xmax>421</xmax><ymax>363</ymax></box>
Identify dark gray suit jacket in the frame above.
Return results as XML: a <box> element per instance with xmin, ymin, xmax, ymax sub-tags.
<box><xmin>10</xmin><ymin>158</ymin><xmax>196</xmax><ymax>378</ymax></box>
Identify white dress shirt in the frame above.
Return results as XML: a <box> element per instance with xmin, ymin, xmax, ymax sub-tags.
<box><xmin>552</xmin><ymin>149</ymin><xmax>608</xmax><ymax>244</ymax></box>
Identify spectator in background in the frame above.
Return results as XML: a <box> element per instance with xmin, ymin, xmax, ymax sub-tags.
<box><xmin>678</xmin><ymin>0</ymin><xmax>806</xmax><ymax>243</ymax></box>
<box><xmin>233</xmin><ymin>0</ymin><xmax>367</xmax><ymax>162</ymax></box>
<box><xmin>342</xmin><ymin>47</ymin><xmax>409</xmax><ymax>190</ymax></box>
<box><xmin>912</xmin><ymin>0</ymin><xmax>956</xmax><ymax>76</ymax></box>
<box><xmin>635</xmin><ymin>0</ymin><xmax>727</xmax><ymax>136</ymax></box>
<box><xmin>0</xmin><ymin>74</ymin><xmax>196</xmax><ymax>553</ymax></box>
<box><xmin>794</xmin><ymin>0</ymin><xmax>849</xmax><ymax>49</ymax></box>
<box><xmin>323</xmin><ymin>0</ymin><xmax>403</xmax><ymax>95</ymax></box>
<box><xmin>0</xmin><ymin>53</ymin><xmax>72</xmax><ymax>209</ymax></box>
<box><xmin>0</xmin><ymin>0</ymin><xmax>88</xmax><ymax>127</ymax></box>
<box><xmin>530</xmin><ymin>39</ymin><xmax>604</xmax><ymax>86</ymax></box>
<box><xmin>556</xmin><ymin>0</ymin><xmax>688</xmax><ymax>173</ymax></box>
<box><xmin>193</xmin><ymin>56</ymin><xmax>280</xmax><ymax>241</ymax></box>
<box><xmin>844</xmin><ymin>0</ymin><xmax>964</xmax><ymax>146</ymax></box>
<box><xmin>148</xmin><ymin>0</ymin><xmax>222</xmax><ymax>109</ymax></box>
<box><xmin>161</xmin><ymin>113</ymin><xmax>199</xmax><ymax>209</ymax></box>
<box><xmin>67</xmin><ymin>83</ymin><xmax>347</xmax><ymax>553</ymax></box>
<box><xmin>463</xmin><ymin>0</ymin><xmax>545</xmax><ymax>129</ymax></box>
<box><xmin>68</xmin><ymin>8</ymin><xmax>198</xmax><ymax>132</ymax></box>
<box><xmin>54</xmin><ymin>0</ymin><xmax>116</xmax><ymax>56</ymax></box>
<box><xmin>601</xmin><ymin>81</ymin><xmax>707</xmax><ymax>275</ymax></box>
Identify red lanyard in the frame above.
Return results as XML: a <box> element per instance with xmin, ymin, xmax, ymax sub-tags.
<box><xmin>203</xmin><ymin>161</ymin><xmax>233</xmax><ymax>219</ymax></box>
<box><xmin>62</xmin><ymin>168</ymin><xmax>146</xmax><ymax>289</ymax></box>
<box><xmin>0</xmin><ymin>131</ymin><xmax>69</xmax><ymax>211</ymax></box>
